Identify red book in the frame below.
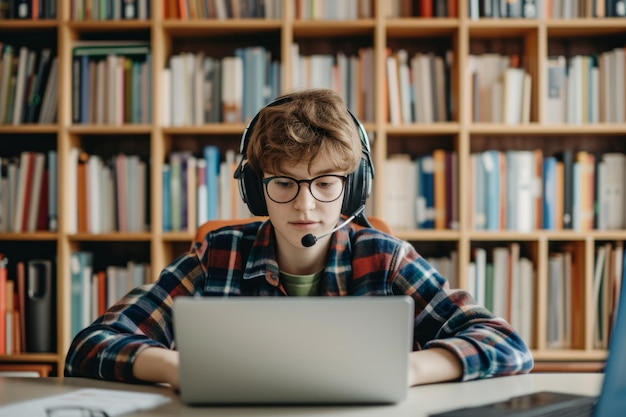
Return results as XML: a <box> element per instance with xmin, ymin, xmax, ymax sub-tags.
<box><xmin>419</xmin><ymin>0</ymin><xmax>433</xmax><ymax>17</ymax></box>
<box><xmin>17</xmin><ymin>261</ymin><xmax>26</xmax><ymax>351</ymax></box>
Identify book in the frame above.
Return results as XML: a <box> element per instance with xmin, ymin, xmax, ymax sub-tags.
<box><xmin>25</xmin><ymin>259</ymin><xmax>55</xmax><ymax>353</ymax></box>
<box><xmin>0</xmin><ymin>256</ymin><xmax>6</xmax><ymax>355</ymax></box>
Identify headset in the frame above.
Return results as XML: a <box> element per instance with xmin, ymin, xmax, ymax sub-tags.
<box><xmin>233</xmin><ymin>95</ymin><xmax>375</xmax><ymax>225</ymax></box>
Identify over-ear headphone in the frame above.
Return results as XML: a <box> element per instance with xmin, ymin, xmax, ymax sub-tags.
<box><xmin>233</xmin><ymin>95</ymin><xmax>374</xmax><ymax>218</ymax></box>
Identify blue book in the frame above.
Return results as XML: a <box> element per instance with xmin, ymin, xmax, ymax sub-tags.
<box><xmin>162</xmin><ymin>164</ymin><xmax>171</xmax><ymax>232</ymax></box>
<box><xmin>505</xmin><ymin>151</ymin><xmax>518</xmax><ymax>230</ymax></box>
<box><xmin>483</xmin><ymin>150</ymin><xmax>500</xmax><ymax>231</ymax></box>
<box><xmin>79</xmin><ymin>55</ymin><xmax>90</xmax><ymax>123</ymax></box>
<box><xmin>204</xmin><ymin>146</ymin><xmax>220</xmax><ymax>220</ymax></box>
<box><xmin>418</xmin><ymin>155</ymin><xmax>434</xmax><ymax>229</ymax></box>
<box><xmin>70</xmin><ymin>251</ymin><xmax>93</xmax><ymax>339</ymax></box>
<box><xmin>542</xmin><ymin>156</ymin><xmax>557</xmax><ymax>230</ymax></box>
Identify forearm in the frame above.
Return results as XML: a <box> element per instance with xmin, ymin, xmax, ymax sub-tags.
<box><xmin>409</xmin><ymin>348</ymin><xmax>463</xmax><ymax>386</ymax></box>
<box><xmin>133</xmin><ymin>347</ymin><xmax>180</xmax><ymax>390</ymax></box>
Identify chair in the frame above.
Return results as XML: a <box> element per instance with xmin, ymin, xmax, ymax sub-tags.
<box><xmin>193</xmin><ymin>216</ymin><xmax>392</xmax><ymax>245</ymax></box>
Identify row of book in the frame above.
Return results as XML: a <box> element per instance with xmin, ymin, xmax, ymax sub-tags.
<box><xmin>0</xmin><ymin>0</ymin><xmax>56</xmax><ymax>19</ymax></box>
<box><xmin>163</xmin><ymin>147</ymin><xmax>250</xmax><ymax>232</ymax></box>
<box><xmin>290</xmin><ymin>45</ymin><xmax>374</xmax><ymax>123</ymax></box>
<box><xmin>70</xmin><ymin>0</ymin><xmax>151</xmax><ymax>20</ymax></box>
<box><xmin>471</xmin><ymin>149</ymin><xmax>626</xmax><ymax>232</ymax></box>
<box><xmin>469</xmin><ymin>0</ymin><xmax>626</xmax><ymax>19</ymax></box>
<box><xmin>591</xmin><ymin>241</ymin><xmax>623</xmax><ymax>350</ymax></box>
<box><xmin>544</xmin><ymin>241</ymin><xmax>624</xmax><ymax>350</ymax></box>
<box><xmin>0</xmin><ymin>255</ymin><xmax>55</xmax><ymax>355</ymax></box>
<box><xmin>383</xmin><ymin>151</ymin><xmax>459</xmax><ymax>230</ymax></box>
<box><xmin>166</xmin><ymin>0</ymin><xmax>283</xmax><ymax>19</ymax></box>
<box><xmin>72</xmin><ymin>42</ymin><xmax>152</xmax><ymax>125</ymax></box>
<box><xmin>468</xmin><ymin>53</ymin><xmax>532</xmax><ymax>124</ymax></box>
<box><xmin>545</xmin><ymin>48</ymin><xmax>626</xmax><ymax>125</ymax></box>
<box><xmin>0</xmin><ymin>44</ymin><xmax>58</xmax><ymax>125</ymax></box>
<box><xmin>467</xmin><ymin>240</ymin><xmax>624</xmax><ymax>350</ymax></box>
<box><xmin>68</xmin><ymin>149</ymin><xmax>149</xmax><ymax>234</ymax></box>
<box><xmin>383</xmin><ymin>148</ymin><xmax>626</xmax><ymax>232</ymax></box>
<box><xmin>386</xmin><ymin>49</ymin><xmax>453</xmax><ymax>125</ymax></box>
<box><xmin>0</xmin><ymin>151</ymin><xmax>58</xmax><ymax>233</ymax></box>
<box><xmin>468</xmin><ymin>244</ymin><xmax>534</xmax><ymax>346</ymax></box>
<box><xmin>162</xmin><ymin>47</ymin><xmax>280</xmax><ymax>126</ymax></box>
<box><xmin>384</xmin><ymin>0</ymin><xmax>458</xmax><ymax>17</ymax></box>
<box><xmin>70</xmin><ymin>251</ymin><xmax>150</xmax><ymax>338</ymax></box>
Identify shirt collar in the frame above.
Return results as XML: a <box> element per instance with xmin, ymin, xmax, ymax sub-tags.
<box><xmin>242</xmin><ymin>219</ymin><xmax>354</xmax><ymax>295</ymax></box>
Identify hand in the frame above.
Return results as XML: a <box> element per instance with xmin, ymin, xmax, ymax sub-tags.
<box><xmin>408</xmin><ymin>348</ymin><xmax>463</xmax><ymax>386</ymax></box>
<box><xmin>133</xmin><ymin>347</ymin><xmax>180</xmax><ymax>390</ymax></box>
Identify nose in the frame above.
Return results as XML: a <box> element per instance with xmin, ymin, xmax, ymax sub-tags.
<box><xmin>293</xmin><ymin>182</ymin><xmax>316</xmax><ymax>210</ymax></box>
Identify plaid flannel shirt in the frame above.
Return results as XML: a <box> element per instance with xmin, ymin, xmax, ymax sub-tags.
<box><xmin>64</xmin><ymin>220</ymin><xmax>533</xmax><ymax>382</ymax></box>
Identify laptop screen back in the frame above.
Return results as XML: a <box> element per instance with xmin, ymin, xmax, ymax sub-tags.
<box><xmin>174</xmin><ymin>296</ymin><xmax>415</xmax><ymax>405</ymax></box>
<box><xmin>594</xmin><ymin>274</ymin><xmax>626</xmax><ymax>416</ymax></box>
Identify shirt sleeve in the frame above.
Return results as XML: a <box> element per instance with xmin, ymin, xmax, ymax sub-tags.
<box><xmin>391</xmin><ymin>241</ymin><xmax>534</xmax><ymax>381</ymax></box>
<box><xmin>64</xmin><ymin>251</ymin><xmax>206</xmax><ymax>382</ymax></box>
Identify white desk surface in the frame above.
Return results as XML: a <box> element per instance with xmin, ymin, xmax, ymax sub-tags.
<box><xmin>0</xmin><ymin>373</ymin><xmax>603</xmax><ymax>416</ymax></box>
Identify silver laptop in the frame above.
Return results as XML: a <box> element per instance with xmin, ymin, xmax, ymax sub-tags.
<box><xmin>174</xmin><ymin>296</ymin><xmax>414</xmax><ymax>405</ymax></box>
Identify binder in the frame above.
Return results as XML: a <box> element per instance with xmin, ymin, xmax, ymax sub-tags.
<box><xmin>25</xmin><ymin>259</ymin><xmax>55</xmax><ymax>353</ymax></box>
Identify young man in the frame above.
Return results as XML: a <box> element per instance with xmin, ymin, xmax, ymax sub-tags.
<box><xmin>64</xmin><ymin>89</ymin><xmax>533</xmax><ymax>390</ymax></box>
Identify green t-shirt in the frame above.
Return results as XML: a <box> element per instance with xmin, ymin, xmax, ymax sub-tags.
<box><xmin>280</xmin><ymin>270</ymin><xmax>322</xmax><ymax>296</ymax></box>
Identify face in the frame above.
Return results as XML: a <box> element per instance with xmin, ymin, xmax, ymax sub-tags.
<box><xmin>264</xmin><ymin>158</ymin><xmax>346</xmax><ymax>253</ymax></box>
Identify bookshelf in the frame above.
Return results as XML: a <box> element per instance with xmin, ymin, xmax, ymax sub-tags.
<box><xmin>0</xmin><ymin>0</ymin><xmax>625</xmax><ymax>376</ymax></box>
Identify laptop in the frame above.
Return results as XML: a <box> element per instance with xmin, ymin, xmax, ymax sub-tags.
<box><xmin>430</xmin><ymin>277</ymin><xmax>626</xmax><ymax>417</ymax></box>
<box><xmin>173</xmin><ymin>296</ymin><xmax>414</xmax><ymax>405</ymax></box>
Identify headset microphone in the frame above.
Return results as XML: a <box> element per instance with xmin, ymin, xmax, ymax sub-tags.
<box><xmin>301</xmin><ymin>206</ymin><xmax>365</xmax><ymax>248</ymax></box>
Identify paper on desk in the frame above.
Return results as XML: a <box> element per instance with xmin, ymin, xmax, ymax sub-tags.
<box><xmin>0</xmin><ymin>388</ymin><xmax>170</xmax><ymax>416</ymax></box>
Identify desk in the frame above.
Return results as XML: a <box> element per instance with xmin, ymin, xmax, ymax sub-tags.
<box><xmin>0</xmin><ymin>373</ymin><xmax>603</xmax><ymax>416</ymax></box>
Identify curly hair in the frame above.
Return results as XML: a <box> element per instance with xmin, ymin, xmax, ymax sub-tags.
<box><xmin>246</xmin><ymin>89</ymin><xmax>362</xmax><ymax>176</ymax></box>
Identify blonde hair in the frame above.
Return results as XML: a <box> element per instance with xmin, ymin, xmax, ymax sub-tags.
<box><xmin>246</xmin><ymin>89</ymin><xmax>362</xmax><ymax>176</ymax></box>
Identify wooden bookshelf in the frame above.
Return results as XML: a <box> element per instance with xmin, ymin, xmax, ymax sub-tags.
<box><xmin>0</xmin><ymin>0</ymin><xmax>624</xmax><ymax>376</ymax></box>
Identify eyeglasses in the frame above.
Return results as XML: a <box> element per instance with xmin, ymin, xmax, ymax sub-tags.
<box><xmin>262</xmin><ymin>174</ymin><xmax>347</xmax><ymax>204</ymax></box>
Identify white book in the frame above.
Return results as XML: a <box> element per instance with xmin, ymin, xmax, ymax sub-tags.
<box><xmin>396</xmin><ymin>49</ymin><xmax>412</xmax><ymax>124</ymax></box>
<box><xmin>160</xmin><ymin>67</ymin><xmax>171</xmax><ymax>126</ymax></box>
<box><xmin>386</xmin><ymin>54</ymin><xmax>401</xmax><ymax>125</ymax></box>
<box><xmin>502</xmin><ymin>67</ymin><xmax>526</xmax><ymax>124</ymax></box>
<box><xmin>590</xmin><ymin>65</ymin><xmax>599</xmax><ymax>123</ymax></box>
<box><xmin>415</xmin><ymin>53</ymin><xmax>435</xmax><ymax>123</ymax></box>
<box><xmin>473</xmin><ymin>248</ymin><xmax>487</xmax><ymax>307</ymax></box>
<box><xmin>509</xmin><ymin>243</ymin><xmax>522</xmax><ymax>339</ymax></box>
<box><xmin>169</xmin><ymin>55</ymin><xmax>184</xmax><ymax>126</ymax></box>
<box><xmin>592</xmin><ymin>245</ymin><xmax>607</xmax><ymax>348</ymax></box>
<box><xmin>87</xmin><ymin>155</ymin><xmax>102</xmax><ymax>234</ymax></box>
<box><xmin>547</xmin><ymin>254</ymin><xmax>562</xmax><ymax>348</ymax></box>
<box><xmin>545</xmin><ymin>56</ymin><xmax>566</xmax><ymax>124</ymax></box>
<box><xmin>309</xmin><ymin>54</ymin><xmax>333</xmax><ymax>90</ymax></box>
<box><xmin>492</xmin><ymin>247</ymin><xmax>510</xmax><ymax>320</ymax></box>
<box><xmin>515</xmin><ymin>151</ymin><xmax>536</xmax><ymax>232</ymax></box>
<box><xmin>518</xmin><ymin>257</ymin><xmax>534</xmax><ymax>347</ymax></box>
<box><xmin>196</xmin><ymin>159</ymin><xmax>208</xmax><ymax>226</ymax></box>
<box><xmin>602</xmin><ymin>152</ymin><xmax>625</xmax><ymax>229</ymax></box>
<box><xmin>382</xmin><ymin>154</ymin><xmax>416</xmax><ymax>229</ymax></box>
<box><xmin>221</xmin><ymin>56</ymin><xmax>243</xmax><ymax>123</ymax></box>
